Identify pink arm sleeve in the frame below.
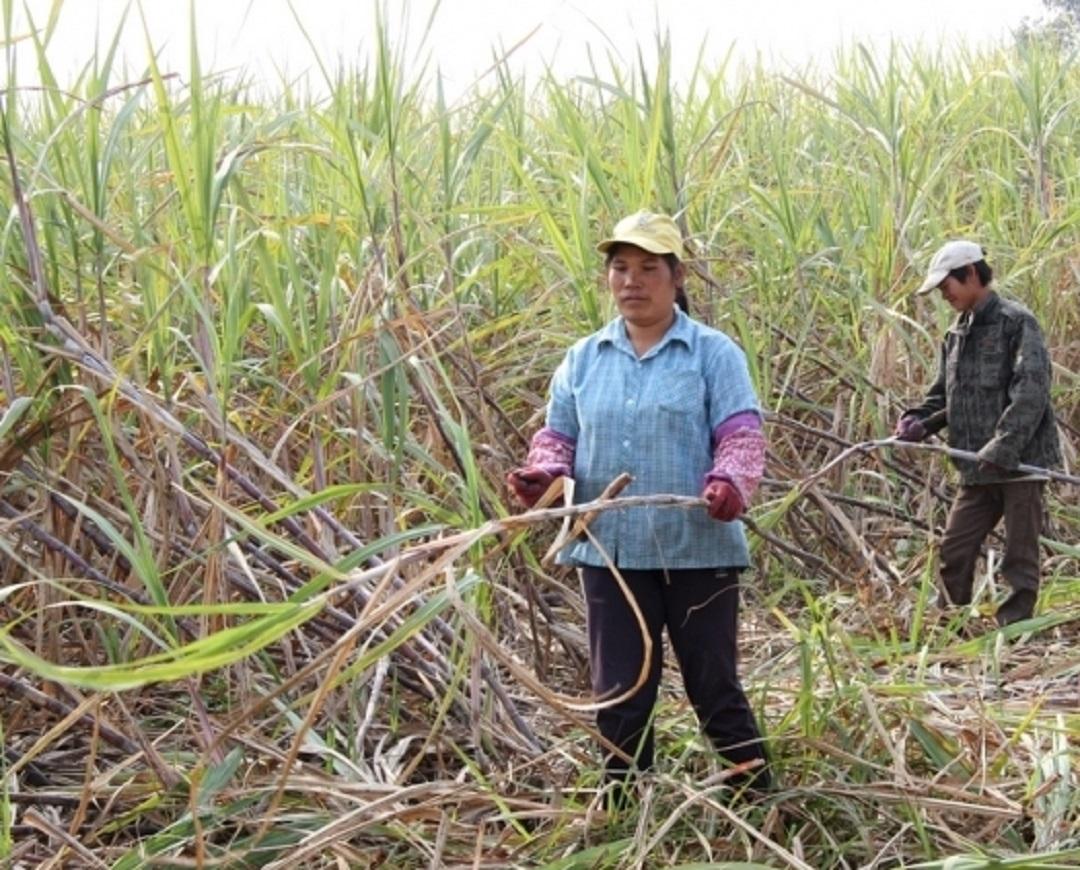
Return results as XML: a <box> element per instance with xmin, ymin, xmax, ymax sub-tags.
<box><xmin>704</xmin><ymin>412</ymin><xmax>765</xmax><ymax>507</ymax></box>
<box><xmin>525</xmin><ymin>427</ymin><xmax>575</xmax><ymax>477</ymax></box>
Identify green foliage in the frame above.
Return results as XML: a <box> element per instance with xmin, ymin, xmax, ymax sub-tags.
<box><xmin>1019</xmin><ymin>0</ymin><xmax>1080</xmax><ymax>47</ymax></box>
<box><xmin>0</xmin><ymin>4</ymin><xmax>1076</xmax><ymax>867</ymax></box>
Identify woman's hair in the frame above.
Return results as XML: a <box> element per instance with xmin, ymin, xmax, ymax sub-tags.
<box><xmin>604</xmin><ymin>246</ymin><xmax>689</xmax><ymax>313</ymax></box>
<box><xmin>948</xmin><ymin>259</ymin><xmax>993</xmax><ymax>287</ymax></box>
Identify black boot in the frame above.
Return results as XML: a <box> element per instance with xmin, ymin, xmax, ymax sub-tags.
<box><xmin>996</xmin><ymin>589</ymin><xmax>1036</xmax><ymax>627</ymax></box>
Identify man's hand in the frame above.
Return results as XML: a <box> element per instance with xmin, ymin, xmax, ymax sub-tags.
<box><xmin>702</xmin><ymin>480</ymin><xmax>744</xmax><ymax>522</ymax></box>
<box><xmin>894</xmin><ymin>414</ymin><xmax>926</xmax><ymax>442</ymax></box>
<box><xmin>506</xmin><ymin>466</ymin><xmax>554</xmax><ymax>508</ymax></box>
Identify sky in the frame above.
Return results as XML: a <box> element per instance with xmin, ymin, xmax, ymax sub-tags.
<box><xmin>8</xmin><ymin>0</ymin><xmax>1051</xmax><ymax>98</ymax></box>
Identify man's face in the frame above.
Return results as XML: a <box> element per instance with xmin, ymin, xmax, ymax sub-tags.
<box><xmin>937</xmin><ymin>266</ymin><xmax>988</xmax><ymax>312</ymax></box>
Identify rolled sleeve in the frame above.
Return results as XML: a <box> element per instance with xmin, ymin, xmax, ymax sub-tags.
<box><xmin>705</xmin><ymin>416</ymin><xmax>766</xmax><ymax>506</ymax></box>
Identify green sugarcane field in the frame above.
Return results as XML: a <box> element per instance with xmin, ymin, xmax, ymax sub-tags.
<box><xmin>0</xmin><ymin>1</ymin><xmax>1078</xmax><ymax>866</ymax></box>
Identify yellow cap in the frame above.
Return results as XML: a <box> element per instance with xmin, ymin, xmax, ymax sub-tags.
<box><xmin>596</xmin><ymin>210</ymin><xmax>685</xmax><ymax>260</ymax></box>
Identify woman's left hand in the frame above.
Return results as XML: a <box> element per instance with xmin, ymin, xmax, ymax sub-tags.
<box><xmin>702</xmin><ymin>480</ymin><xmax>744</xmax><ymax>521</ymax></box>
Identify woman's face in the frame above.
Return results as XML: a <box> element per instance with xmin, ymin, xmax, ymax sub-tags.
<box><xmin>607</xmin><ymin>244</ymin><xmax>681</xmax><ymax>329</ymax></box>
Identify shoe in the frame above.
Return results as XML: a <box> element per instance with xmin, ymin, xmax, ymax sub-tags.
<box><xmin>936</xmin><ymin>588</ymin><xmax>972</xmax><ymax>608</ymax></box>
<box><xmin>995</xmin><ymin>590</ymin><xmax>1036</xmax><ymax>627</ymax></box>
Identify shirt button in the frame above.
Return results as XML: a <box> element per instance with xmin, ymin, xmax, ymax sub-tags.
<box><xmin>626</xmin><ymin>398</ymin><xmax>635</xmax><ymax>406</ymax></box>
<box><xmin>622</xmin><ymin>439</ymin><xmax>631</xmax><ymax>448</ymax></box>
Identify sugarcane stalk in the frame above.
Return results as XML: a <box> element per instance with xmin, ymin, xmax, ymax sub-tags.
<box><xmin>802</xmin><ymin>437</ymin><xmax>1079</xmax><ymax>490</ymax></box>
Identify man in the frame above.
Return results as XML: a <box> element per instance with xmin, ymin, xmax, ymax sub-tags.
<box><xmin>896</xmin><ymin>240</ymin><xmax>1061</xmax><ymax>626</ymax></box>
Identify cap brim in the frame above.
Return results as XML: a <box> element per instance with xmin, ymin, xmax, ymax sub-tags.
<box><xmin>915</xmin><ymin>268</ymin><xmax>947</xmax><ymax>295</ymax></box>
<box><xmin>596</xmin><ymin>233</ymin><xmax>679</xmax><ymax>257</ymax></box>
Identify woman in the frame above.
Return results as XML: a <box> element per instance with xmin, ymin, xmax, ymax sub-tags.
<box><xmin>507</xmin><ymin>211</ymin><xmax>771</xmax><ymax>797</ymax></box>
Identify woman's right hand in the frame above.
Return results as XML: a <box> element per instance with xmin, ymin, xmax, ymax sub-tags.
<box><xmin>506</xmin><ymin>466</ymin><xmax>555</xmax><ymax>508</ymax></box>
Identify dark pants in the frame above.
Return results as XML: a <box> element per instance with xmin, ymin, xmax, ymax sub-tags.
<box><xmin>581</xmin><ymin>566</ymin><xmax>769</xmax><ymax>787</ymax></box>
<box><xmin>940</xmin><ymin>481</ymin><xmax>1045</xmax><ymax>625</ymax></box>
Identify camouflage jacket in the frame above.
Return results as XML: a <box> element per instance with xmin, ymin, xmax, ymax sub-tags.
<box><xmin>906</xmin><ymin>291</ymin><xmax>1061</xmax><ymax>485</ymax></box>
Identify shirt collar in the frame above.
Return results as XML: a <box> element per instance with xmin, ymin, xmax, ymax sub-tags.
<box><xmin>598</xmin><ymin>306</ymin><xmax>695</xmax><ymax>356</ymax></box>
<box><xmin>970</xmin><ymin>290</ymin><xmax>999</xmax><ymax>324</ymax></box>
<box><xmin>955</xmin><ymin>290</ymin><xmax>998</xmax><ymax>331</ymax></box>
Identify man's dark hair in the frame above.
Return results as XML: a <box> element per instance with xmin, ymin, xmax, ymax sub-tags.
<box><xmin>948</xmin><ymin>259</ymin><xmax>993</xmax><ymax>287</ymax></box>
<box><xmin>604</xmin><ymin>247</ymin><xmax>689</xmax><ymax>313</ymax></box>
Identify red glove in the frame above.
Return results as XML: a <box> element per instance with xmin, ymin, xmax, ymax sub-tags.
<box><xmin>894</xmin><ymin>414</ymin><xmax>926</xmax><ymax>442</ymax></box>
<box><xmin>702</xmin><ymin>480</ymin><xmax>744</xmax><ymax>521</ymax></box>
<box><xmin>506</xmin><ymin>466</ymin><xmax>554</xmax><ymax>508</ymax></box>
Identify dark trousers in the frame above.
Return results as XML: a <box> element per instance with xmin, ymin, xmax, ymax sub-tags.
<box><xmin>581</xmin><ymin>566</ymin><xmax>769</xmax><ymax>786</ymax></box>
<box><xmin>940</xmin><ymin>481</ymin><xmax>1045</xmax><ymax>625</ymax></box>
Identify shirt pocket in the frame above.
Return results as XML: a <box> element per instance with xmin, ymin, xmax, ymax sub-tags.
<box><xmin>977</xmin><ymin>348</ymin><xmax>1008</xmax><ymax>389</ymax></box>
<box><xmin>657</xmin><ymin>371</ymin><xmax>705</xmax><ymax>415</ymax></box>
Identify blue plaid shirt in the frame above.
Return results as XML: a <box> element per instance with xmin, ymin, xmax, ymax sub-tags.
<box><xmin>547</xmin><ymin>308</ymin><xmax>760</xmax><ymax>569</ymax></box>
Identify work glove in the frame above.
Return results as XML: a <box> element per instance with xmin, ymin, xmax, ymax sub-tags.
<box><xmin>506</xmin><ymin>466</ymin><xmax>555</xmax><ymax>508</ymax></box>
<box><xmin>894</xmin><ymin>414</ymin><xmax>926</xmax><ymax>442</ymax></box>
<box><xmin>702</xmin><ymin>480</ymin><xmax>744</xmax><ymax>522</ymax></box>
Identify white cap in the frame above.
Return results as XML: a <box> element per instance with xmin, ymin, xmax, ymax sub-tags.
<box><xmin>915</xmin><ymin>240</ymin><xmax>985</xmax><ymax>295</ymax></box>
